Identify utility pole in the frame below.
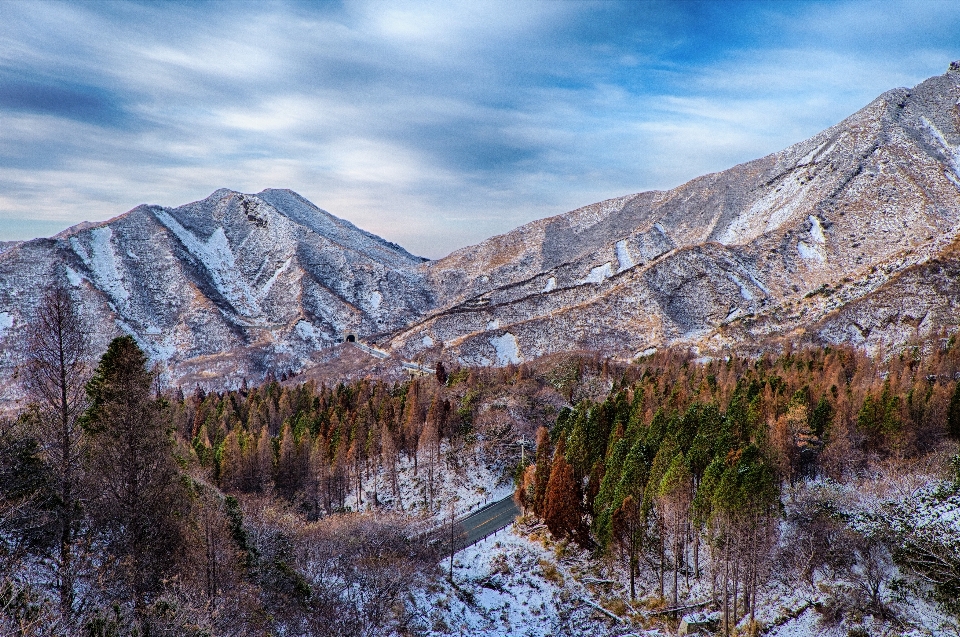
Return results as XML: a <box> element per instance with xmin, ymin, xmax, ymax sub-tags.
<box><xmin>516</xmin><ymin>435</ymin><xmax>530</xmax><ymax>466</ymax></box>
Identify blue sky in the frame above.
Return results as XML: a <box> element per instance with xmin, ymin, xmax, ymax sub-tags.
<box><xmin>1</xmin><ymin>0</ymin><xmax>957</xmax><ymax>258</ymax></box>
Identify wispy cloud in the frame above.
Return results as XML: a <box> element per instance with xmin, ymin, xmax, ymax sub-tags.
<box><xmin>0</xmin><ymin>0</ymin><xmax>957</xmax><ymax>257</ymax></box>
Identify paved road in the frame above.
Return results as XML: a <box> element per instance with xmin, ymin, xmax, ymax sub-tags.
<box><xmin>453</xmin><ymin>496</ymin><xmax>520</xmax><ymax>551</ymax></box>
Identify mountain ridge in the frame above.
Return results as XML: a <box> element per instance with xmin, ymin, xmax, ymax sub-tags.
<box><xmin>2</xmin><ymin>69</ymin><xmax>960</xmax><ymax>398</ymax></box>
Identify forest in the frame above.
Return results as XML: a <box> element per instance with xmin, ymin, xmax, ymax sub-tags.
<box><xmin>517</xmin><ymin>343</ymin><xmax>960</xmax><ymax>633</ymax></box>
<box><xmin>2</xmin><ymin>285</ymin><xmax>960</xmax><ymax>636</ymax></box>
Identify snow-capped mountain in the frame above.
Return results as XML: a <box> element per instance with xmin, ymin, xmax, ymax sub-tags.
<box><xmin>2</xmin><ymin>68</ymin><xmax>960</xmax><ymax>397</ymax></box>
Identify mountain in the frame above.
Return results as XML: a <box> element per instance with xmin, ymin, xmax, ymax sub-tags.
<box><xmin>0</xmin><ymin>188</ymin><xmax>433</xmax><ymax>401</ymax></box>
<box><xmin>383</xmin><ymin>67</ymin><xmax>960</xmax><ymax>364</ymax></box>
<box><xmin>2</xmin><ymin>68</ymin><xmax>960</xmax><ymax>397</ymax></box>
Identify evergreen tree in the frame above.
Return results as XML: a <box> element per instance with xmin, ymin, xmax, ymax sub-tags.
<box><xmin>532</xmin><ymin>426</ymin><xmax>553</xmax><ymax>516</ymax></box>
<box><xmin>82</xmin><ymin>335</ymin><xmax>187</xmax><ymax>615</ymax></box>
<box><xmin>543</xmin><ymin>438</ymin><xmax>584</xmax><ymax>544</ymax></box>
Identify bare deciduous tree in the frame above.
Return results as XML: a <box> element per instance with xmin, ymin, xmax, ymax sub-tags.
<box><xmin>22</xmin><ymin>282</ymin><xmax>89</xmax><ymax>620</ymax></box>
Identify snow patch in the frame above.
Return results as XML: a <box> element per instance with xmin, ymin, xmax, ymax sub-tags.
<box><xmin>69</xmin><ymin>237</ymin><xmax>89</xmax><ymax>262</ymax></box>
<box><xmin>798</xmin><ymin>241</ymin><xmax>826</xmax><ymax>263</ymax></box>
<box><xmin>615</xmin><ymin>240</ymin><xmax>634</xmax><ymax>272</ymax></box>
<box><xmin>486</xmin><ymin>319</ymin><xmax>500</xmax><ymax>330</ymax></box>
<box><xmin>295</xmin><ymin>320</ymin><xmax>325</xmax><ymax>342</ymax></box>
<box><xmin>541</xmin><ymin>277</ymin><xmax>556</xmax><ymax>293</ymax></box>
<box><xmin>366</xmin><ymin>290</ymin><xmax>383</xmax><ymax>310</ymax></box>
<box><xmin>579</xmin><ymin>262</ymin><xmax>612</xmax><ymax>285</ymax></box>
<box><xmin>489</xmin><ymin>332</ymin><xmax>521</xmax><ymax>365</ymax></box>
<box><xmin>727</xmin><ymin>272</ymin><xmax>754</xmax><ymax>300</ymax></box>
<box><xmin>808</xmin><ymin>215</ymin><xmax>826</xmax><ymax>244</ymax></box>
<box><xmin>921</xmin><ymin>116</ymin><xmax>960</xmax><ymax>177</ymax></box>
<box><xmin>260</xmin><ymin>257</ymin><xmax>292</xmax><ymax>296</ymax></box>
<box><xmin>86</xmin><ymin>227</ymin><xmax>129</xmax><ymax>306</ymax></box>
<box><xmin>0</xmin><ymin>312</ymin><xmax>12</xmax><ymax>339</ymax></box>
<box><xmin>64</xmin><ymin>266</ymin><xmax>83</xmax><ymax>287</ymax></box>
<box><xmin>154</xmin><ymin>210</ymin><xmax>261</xmax><ymax>317</ymax></box>
<box><xmin>422</xmin><ymin>334</ymin><xmax>434</xmax><ymax>347</ymax></box>
<box><xmin>717</xmin><ymin>173</ymin><xmax>817</xmax><ymax>245</ymax></box>
<box><xmin>797</xmin><ymin>145</ymin><xmax>820</xmax><ymax>166</ymax></box>
<box><xmin>796</xmin><ymin>138</ymin><xmax>835</xmax><ymax>166</ymax></box>
<box><xmin>761</xmin><ymin>175</ymin><xmax>811</xmax><ymax>233</ymax></box>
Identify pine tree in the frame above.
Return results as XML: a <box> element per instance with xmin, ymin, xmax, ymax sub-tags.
<box><xmin>82</xmin><ymin>335</ymin><xmax>187</xmax><ymax>615</ymax></box>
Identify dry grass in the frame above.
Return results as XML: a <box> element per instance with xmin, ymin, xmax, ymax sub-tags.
<box><xmin>538</xmin><ymin>559</ymin><xmax>564</xmax><ymax>585</ymax></box>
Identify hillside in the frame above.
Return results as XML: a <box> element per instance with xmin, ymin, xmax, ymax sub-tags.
<box><xmin>0</xmin><ymin>188</ymin><xmax>433</xmax><ymax>402</ymax></box>
<box><xmin>388</xmin><ymin>69</ymin><xmax>960</xmax><ymax>365</ymax></box>
<box><xmin>2</xmin><ymin>70</ymin><xmax>960</xmax><ymax>398</ymax></box>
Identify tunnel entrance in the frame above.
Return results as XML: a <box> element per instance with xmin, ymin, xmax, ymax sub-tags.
<box><xmin>346</xmin><ymin>334</ymin><xmax>356</xmax><ymax>343</ymax></box>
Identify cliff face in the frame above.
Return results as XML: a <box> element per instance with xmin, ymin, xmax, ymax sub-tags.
<box><xmin>2</xmin><ymin>70</ymin><xmax>960</xmax><ymax>396</ymax></box>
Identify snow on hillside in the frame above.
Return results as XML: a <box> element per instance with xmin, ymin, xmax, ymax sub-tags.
<box><xmin>408</xmin><ymin>453</ymin><xmax>960</xmax><ymax>637</ymax></box>
<box><xmin>414</xmin><ymin>524</ymin><xmax>631</xmax><ymax>637</ymax></box>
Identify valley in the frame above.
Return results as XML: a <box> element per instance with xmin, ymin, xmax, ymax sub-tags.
<box><xmin>2</xmin><ymin>68</ymin><xmax>960</xmax><ymax>637</ymax></box>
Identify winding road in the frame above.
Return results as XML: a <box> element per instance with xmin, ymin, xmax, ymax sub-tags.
<box><xmin>450</xmin><ymin>495</ymin><xmax>520</xmax><ymax>552</ymax></box>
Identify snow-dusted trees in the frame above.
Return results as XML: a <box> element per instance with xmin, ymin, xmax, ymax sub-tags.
<box><xmin>508</xmin><ymin>342</ymin><xmax>960</xmax><ymax>628</ymax></box>
<box><xmin>243</xmin><ymin>505</ymin><xmax>439</xmax><ymax>637</ymax></box>
<box><xmin>697</xmin><ymin>446</ymin><xmax>779</xmax><ymax>634</ymax></box>
<box><xmin>181</xmin><ymin>367</ymin><xmax>475</xmax><ymax>516</ymax></box>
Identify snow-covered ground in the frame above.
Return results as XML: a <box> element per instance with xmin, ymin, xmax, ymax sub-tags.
<box><xmin>413</xmin><ymin>520</ymin><xmax>641</xmax><ymax>637</ymax></box>
<box><xmin>344</xmin><ymin>439</ymin><xmax>516</xmax><ymax>523</ymax></box>
<box><xmin>405</xmin><ymin>454</ymin><xmax>960</xmax><ymax>637</ymax></box>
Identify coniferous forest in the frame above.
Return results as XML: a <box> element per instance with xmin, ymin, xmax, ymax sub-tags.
<box><xmin>2</xmin><ymin>285</ymin><xmax>960</xmax><ymax>636</ymax></box>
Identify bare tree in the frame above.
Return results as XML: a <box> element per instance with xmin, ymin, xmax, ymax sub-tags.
<box><xmin>22</xmin><ymin>282</ymin><xmax>89</xmax><ymax>620</ymax></box>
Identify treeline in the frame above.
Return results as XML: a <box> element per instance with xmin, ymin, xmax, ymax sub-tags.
<box><xmin>0</xmin><ymin>284</ymin><xmax>599</xmax><ymax>636</ymax></box>
<box><xmin>517</xmin><ymin>343</ymin><xmax>960</xmax><ymax>633</ymax></box>
<box><xmin>181</xmin><ymin>368</ymin><xmax>462</xmax><ymax>515</ymax></box>
<box><xmin>176</xmin><ymin>350</ymin><xmax>594</xmax><ymax>517</ymax></box>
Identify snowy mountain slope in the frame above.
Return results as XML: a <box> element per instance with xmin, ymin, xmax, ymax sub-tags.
<box><xmin>383</xmin><ymin>68</ymin><xmax>960</xmax><ymax>366</ymax></box>
<box><xmin>4</xmin><ymin>69</ymin><xmax>960</xmax><ymax>396</ymax></box>
<box><xmin>0</xmin><ymin>189</ymin><xmax>434</xmax><ymax>402</ymax></box>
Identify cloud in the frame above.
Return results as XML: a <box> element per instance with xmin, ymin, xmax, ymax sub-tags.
<box><xmin>0</xmin><ymin>0</ymin><xmax>957</xmax><ymax>257</ymax></box>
